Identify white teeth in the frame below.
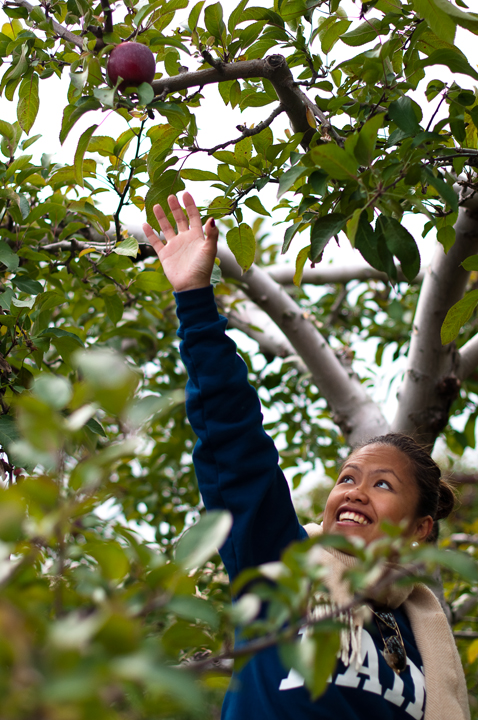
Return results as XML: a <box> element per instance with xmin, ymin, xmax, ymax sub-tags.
<box><xmin>338</xmin><ymin>511</ymin><xmax>370</xmax><ymax>525</ymax></box>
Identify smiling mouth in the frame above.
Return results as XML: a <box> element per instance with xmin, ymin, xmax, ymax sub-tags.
<box><xmin>338</xmin><ymin>511</ymin><xmax>371</xmax><ymax>526</ymax></box>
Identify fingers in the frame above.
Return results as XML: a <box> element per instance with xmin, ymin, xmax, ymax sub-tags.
<box><xmin>204</xmin><ymin>216</ymin><xmax>219</xmax><ymax>246</ymax></box>
<box><xmin>167</xmin><ymin>194</ymin><xmax>189</xmax><ymax>233</ymax></box>
<box><xmin>142</xmin><ymin>221</ymin><xmax>165</xmax><ymax>255</ymax></box>
<box><xmin>183</xmin><ymin>191</ymin><xmax>203</xmax><ymax>232</ymax></box>
<box><xmin>152</xmin><ymin>203</ymin><xmax>176</xmax><ymax>242</ymax></box>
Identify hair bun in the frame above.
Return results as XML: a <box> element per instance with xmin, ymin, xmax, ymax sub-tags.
<box><xmin>435</xmin><ymin>479</ymin><xmax>455</xmax><ymax>521</ymax></box>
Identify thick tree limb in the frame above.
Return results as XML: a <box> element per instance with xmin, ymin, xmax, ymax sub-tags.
<box><xmin>152</xmin><ymin>55</ymin><xmax>335</xmax><ymax>149</ymax></box>
<box><xmin>12</xmin><ymin>0</ymin><xmax>84</xmax><ymax>48</ymax></box>
<box><xmin>216</xmin><ymin>295</ymin><xmax>308</xmax><ymax>373</ymax></box>
<box><xmin>216</xmin><ymin>244</ymin><xmax>388</xmax><ymax>444</ymax></box>
<box><xmin>268</xmin><ymin>265</ymin><xmax>424</xmax><ymax>285</ymax></box>
<box><xmin>391</xmin><ymin>203</ymin><xmax>478</xmax><ymax>445</ymax></box>
<box><xmin>457</xmin><ymin>333</ymin><xmax>478</xmax><ymax>381</ymax></box>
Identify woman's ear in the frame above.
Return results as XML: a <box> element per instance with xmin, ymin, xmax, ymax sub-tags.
<box><xmin>414</xmin><ymin>515</ymin><xmax>434</xmax><ymax>542</ymax></box>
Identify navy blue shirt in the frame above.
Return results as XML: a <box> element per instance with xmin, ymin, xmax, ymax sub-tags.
<box><xmin>176</xmin><ymin>286</ymin><xmax>426</xmax><ymax>720</ymax></box>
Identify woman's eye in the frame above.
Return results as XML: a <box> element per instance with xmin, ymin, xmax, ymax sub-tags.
<box><xmin>338</xmin><ymin>475</ymin><xmax>354</xmax><ymax>485</ymax></box>
<box><xmin>376</xmin><ymin>480</ymin><xmax>392</xmax><ymax>490</ymax></box>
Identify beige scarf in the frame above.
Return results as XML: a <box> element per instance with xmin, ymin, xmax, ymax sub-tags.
<box><xmin>304</xmin><ymin>523</ymin><xmax>470</xmax><ymax>720</ymax></box>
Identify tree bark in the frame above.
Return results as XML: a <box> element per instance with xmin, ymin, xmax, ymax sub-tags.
<box><xmin>151</xmin><ymin>55</ymin><xmax>330</xmax><ymax>148</ymax></box>
<box><xmin>217</xmin><ymin>244</ymin><xmax>389</xmax><ymax>444</ymax></box>
<box><xmin>392</xmin><ymin>204</ymin><xmax>478</xmax><ymax>445</ymax></box>
<box><xmin>268</xmin><ymin>265</ymin><xmax>424</xmax><ymax>285</ymax></box>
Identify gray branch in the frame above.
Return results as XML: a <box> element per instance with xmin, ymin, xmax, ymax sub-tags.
<box><xmin>152</xmin><ymin>54</ymin><xmax>335</xmax><ymax>149</ymax></box>
<box><xmin>457</xmin><ymin>333</ymin><xmax>478</xmax><ymax>381</ymax></box>
<box><xmin>268</xmin><ymin>265</ymin><xmax>424</xmax><ymax>286</ymax></box>
<box><xmin>216</xmin><ymin>244</ymin><xmax>388</xmax><ymax>444</ymax></box>
<box><xmin>13</xmin><ymin>0</ymin><xmax>84</xmax><ymax>48</ymax></box>
<box><xmin>391</xmin><ymin>202</ymin><xmax>478</xmax><ymax>445</ymax></box>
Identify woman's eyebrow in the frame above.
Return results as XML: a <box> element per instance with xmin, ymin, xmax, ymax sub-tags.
<box><xmin>370</xmin><ymin>467</ymin><xmax>403</xmax><ymax>483</ymax></box>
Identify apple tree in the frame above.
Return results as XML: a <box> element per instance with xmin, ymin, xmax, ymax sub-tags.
<box><xmin>0</xmin><ymin>0</ymin><xmax>478</xmax><ymax>716</ymax></box>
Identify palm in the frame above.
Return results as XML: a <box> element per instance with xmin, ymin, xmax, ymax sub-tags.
<box><xmin>142</xmin><ymin>192</ymin><xmax>218</xmax><ymax>293</ymax></box>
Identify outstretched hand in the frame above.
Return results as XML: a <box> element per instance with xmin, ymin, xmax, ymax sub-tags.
<box><xmin>142</xmin><ymin>192</ymin><xmax>218</xmax><ymax>293</ymax></box>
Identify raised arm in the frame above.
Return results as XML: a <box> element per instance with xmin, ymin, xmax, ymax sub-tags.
<box><xmin>143</xmin><ymin>194</ymin><xmax>305</xmax><ymax>581</ymax></box>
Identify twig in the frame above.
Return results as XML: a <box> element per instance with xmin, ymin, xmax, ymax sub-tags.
<box><xmin>426</xmin><ymin>89</ymin><xmax>448</xmax><ymax>133</ymax></box>
<box><xmin>454</xmin><ymin>630</ymin><xmax>478</xmax><ymax>639</ymax></box>
<box><xmin>100</xmin><ymin>0</ymin><xmax>113</xmax><ymax>34</ymax></box>
<box><xmin>183</xmin><ymin>563</ymin><xmax>419</xmax><ymax>673</ymax></box>
<box><xmin>113</xmin><ymin>121</ymin><xmax>145</xmax><ymax>244</ymax></box>
<box><xmin>194</xmin><ymin>104</ymin><xmax>285</xmax><ymax>156</ymax></box>
<box><xmin>11</xmin><ymin>0</ymin><xmax>83</xmax><ymax>48</ymax></box>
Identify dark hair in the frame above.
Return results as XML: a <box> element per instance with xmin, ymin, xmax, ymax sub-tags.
<box><xmin>351</xmin><ymin>433</ymin><xmax>455</xmax><ymax>543</ymax></box>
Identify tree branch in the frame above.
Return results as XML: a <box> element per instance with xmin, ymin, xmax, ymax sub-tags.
<box><xmin>100</xmin><ymin>0</ymin><xmax>113</xmax><ymax>34</ymax></box>
<box><xmin>151</xmin><ymin>55</ymin><xmax>329</xmax><ymax>150</ymax></box>
<box><xmin>195</xmin><ymin>104</ymin><xmax>286</xmax><ymax>155</ymax></box>
<box><xmin>457</xmin><ymin>333</ymin><xmax>478</xmax><ymax>381</ymax></box>
<box><xmin>12</xmin><ymin>0</ymin><xmax>84</xmax><ymax>48</ymax></box>
<box><xmin>391</xmin><ymin>203</ymin><xmax>478</xmax><ymax>445</ymax></box>
<box><xmin>216</xmin><ymin>294</ymin><xmax>307</xmax><ymax>373</ymax></box>
<box><xmin>216</xmin><ymin>244</ymin><xmax>388</xmax><ymax>444</ymax></box>
<box><xmin>267</xmin><ymin>265</ymin><xmax>424</xmax><ymax>285</ymax></box>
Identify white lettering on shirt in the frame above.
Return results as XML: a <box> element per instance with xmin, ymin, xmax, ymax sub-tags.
<box><xmin>278</xmin><ymin>627</ymin><xmax>426</xmax><ymax>719</ymax></box>
<box><xmin>335</xmin><ymin>630</ymin><xmax>381</xmax><ymax>695</ymax></box>
<box><xmin>405</xmin><ymin>660</ymin><xmax>426</xmax><ymax>720</ymax></box>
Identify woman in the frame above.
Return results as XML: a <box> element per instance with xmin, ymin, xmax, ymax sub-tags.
<box><xmin>143</xmin><ymin>193</ymin><xmax>470</xmax><ymax>720</ymax></box>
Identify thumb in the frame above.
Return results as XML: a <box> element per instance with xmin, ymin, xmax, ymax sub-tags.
<box><xmin>204</xmin><ymin>217</ymin><xmax>219</xmax><ymax>245</ymax></box>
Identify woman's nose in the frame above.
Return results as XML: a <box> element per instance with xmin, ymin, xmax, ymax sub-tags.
<box><xmin>345</xmin><ymin>483</ymin><xmax>369</xmax><ymax>503</ymax></box>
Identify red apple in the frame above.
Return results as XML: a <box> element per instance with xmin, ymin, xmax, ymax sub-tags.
<box><xmin>107</xmin><ymin>42</ymin><xmax>156</xmax><ymax>91</ymax></box>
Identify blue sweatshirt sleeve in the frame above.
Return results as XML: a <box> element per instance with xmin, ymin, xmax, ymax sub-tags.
<box><xmin>175</xmin><ymin>285</ymin><xmax>306</xmax><ymax>581</ymax></box>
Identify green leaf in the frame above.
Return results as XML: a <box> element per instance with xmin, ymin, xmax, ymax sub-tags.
<box><xmin>188</xmin><ymin>0</ymin><xmax>206</xmax><ymax>30</ymax></box>
<box><xmin>0</xmin><ymin>240</ymin><xmax>19</xmax><ymax>271</ymax></box>
<box><xmin>310</xmin><ymin>214</ymin><xmax>346</xmax><ymax>262</ymax></box>
<box><xmin>136</xmin><ymin>82</ymin><xmax>155</xmax><ymax>106</ymax></box>
<box><xmin>132</xmin><ymin>271</ymin><xmax>171</xmax><ymax>293</ymax></box>
<box><xmin>85</xmin><ymin>541</ymin><xmax>129</xmax><ymax>581</ymax></box>
<box><xmin>175</xmin><ymin>510</ymin><xmax>233</xmax><ymax>570</ymax></box>
<box><xmin>103</xmin><ymin>294</ymin><xmax>124</xmax><ymax>325</ymax></box>
<box><xmin>310</xmin><ymin>144</ymin><xmax>358</xmax><ymax>180</ymax></box>
<box><xmin>114</xmin><ymin>237</ymin><xmax>139</xmax><ymax>257</ymax></box>
<box><xmin>321</xmin><ymin>19</ymin><xmax>352</xmax><ymax>54</ymax></box>
<box><xmin>418</xmin><ymin>546</ymin><xmax>478</xmax><ymax>582</ymax></box>
<box><xmin>228</xmin><ymin>0</ymin><xmax>250</xmax><ymax>31</ymax></box>
<box><xmin>437</xmin><ymin>225</ymin><xmax>455</xmax><ymax>253</ymax></box>
<box><xmin>60</xmin><ymin>98</ymin><xmax>101</xmax><ymax>145</ymax></box>
<box><xmin>0</xmin><ymin>415</ymin><xmax>19</xmax><ymax>451</ymax></box>
<box><xmin>74</xmin><ymin>124</ymin><xmax>97</xmax><ymax>188</ymax></box>
<box><xmin>422</xmin><ymin>167</ymin><xmax>458</xmax><ymax>212</ymax></box>
<box><xmin>376</xmin><ymin>216</ymin><xmax>420</xmax><ymax>281</ymax></box>
<box><xmin>180</xmin><ymin>168</ymin><xmax>218</xmax><ymax>181</ymax></box>
<box><xmin>355</xmin><ymin>216</ymin><xmax>386</xmax><ymax>275</ymax></box>
<box><xmin>388</xmin><ymin>97</ymin><xmax>421</xmax><ymax>135</ymax></box>
<box><xmin>412</xmin><ymin>0</ymin><xmax>456</xmax><ymax>43</ymax></box>
<box><xmin>354</xmin><ymin>113</ymin><xmax>385</xmax><ymax>166</ymax></box>
<box><xmin>167</xmin><ymin>595</ymin><xmax>219</xmax><ymax>630</ymax></box>
<box><xmin>204</xmin><ymin>1</ymin><xmax>225</xmax><ymax>39</ymax></box>
<box><xmin>441</xmin><ymin>289</ymin><xmax>478</xmax><ymax>345</ymax></box>
<box><xmin>293</xmin><ymin>244</ymin><xmax>310</xmax><ymax>287</ymax></box>
<box><xmin>462</xmin><ymin>254</ymin><xmax>478</xmax><ymax>271</ymax></box>
<box><xmin>226</xmin><ymin>223</ymin><xmax>256</xmax><ymax>273</ymax></box>
<box><xmin>421</xmin><ymin>49</ymin><xmax>478</xmax><ymax>81</ymax></box>
<box><xmin>12</xmin><ymin>276</ymin><xmax>43</xmax><ymax>295</ymax></box>
<box><xmin>346</xmin><ymin>208</ymin><xmax>363</xmax><ymax>246</ymax></box>
<box><xmin>277</xmin><ymin>165</ymin><xmax>309</xmax><ymax>199</ymax></box>
<box><xmin>17</xmin><ymin>72</ymin><xmax>39</xmax><ymax>135</ymax></box>
<box><xmin>145</xmin><ymin>169</ymin><xmax>185</xmax><ymax>230</ymax></box>
<box><xmin>341</xmin><ymin>18</ymin><xmax>381</xmax><ymax>46</ymax></box>
<box><xmin>244</xmin><ymin>195</ymin><xmax>271</xmax><ymax>216</ymax></box>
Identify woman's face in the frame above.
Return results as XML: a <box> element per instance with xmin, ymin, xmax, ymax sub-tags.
<box><xmin>322</xmin><ymin>444</ymin><xmax>433</xmax><ymax>544</ymax></box>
